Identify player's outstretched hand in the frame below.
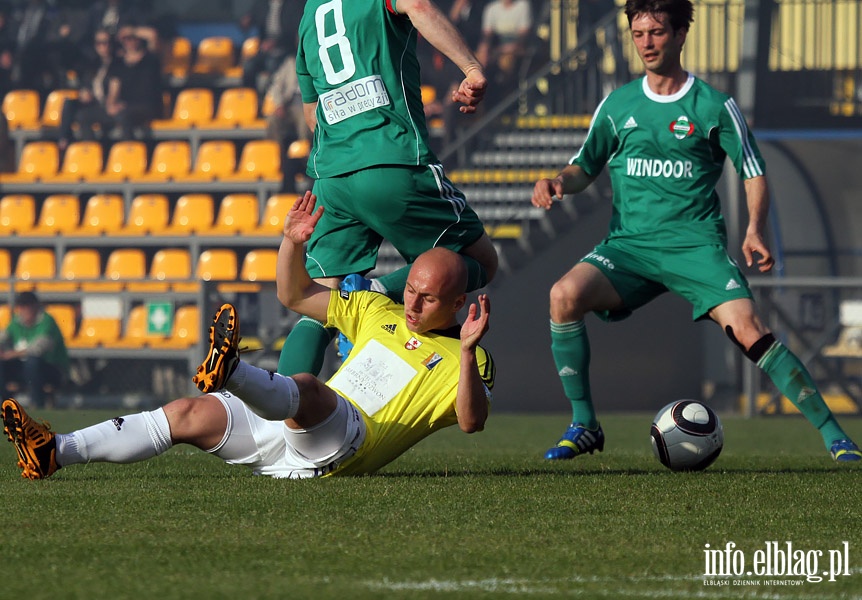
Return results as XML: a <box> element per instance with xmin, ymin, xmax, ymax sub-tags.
<box><xmin>452</xmin><ymin>68</ymin><xmax>487</xmax><ymax>113</ymax></box>
<box><xmin>531</xmin><ymin>177</ymin><xmax>564</xmax><ymax>210</ymax></box>
<box><xmin>461</xmin><ymin>294</ymin><xmax>490</xmax><ymax>351</ymax></box>
<box><xmin>741</xmin><ymin>231</ymin><xmax>775</xmax><ymax>273</ymax></box>
<box><xmin>284</xmin><ymin>191</ymin><xmax>323</xmax><ymax>244</ymax></box>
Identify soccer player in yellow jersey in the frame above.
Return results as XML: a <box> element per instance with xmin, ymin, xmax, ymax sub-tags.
<box><xmin>3</xmin><ymin>193</ymin><xmax>494</xmax><ymax>480</ymax></box>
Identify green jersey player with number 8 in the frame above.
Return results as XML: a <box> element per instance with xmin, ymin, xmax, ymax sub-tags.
<box><xmin>278</xmin><ymin>0</ymin><xmax>499</xmax><ymax>377</ymax></box>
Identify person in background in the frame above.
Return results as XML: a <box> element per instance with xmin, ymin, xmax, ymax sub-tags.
<box><xmin>476</xmin><ymin>0</ymin><xmax>533</xmax><ymax>88</ymax></box>
<box><xmin>105</xmin><ymin>25</ymin><xmax>162</xmax><ymax>140</ymax></box>
<box><xmin>58</xmin><ymin>28</ymin><xmax>118</xmax><ymax>150</ymax></box>
<box><xmin>531</xmin><ymin>0</ymin><xmax>861</xmax><ymax>463</ymax></box>
<box><xmin>240</xmin><ymin>0</ymin><xmax>303</xmax><ymax>93</ymax></box>
<box><xmin>0</xmin><ymin>292</ymin><xmax>69</xmax><ymax>410</ymax></box>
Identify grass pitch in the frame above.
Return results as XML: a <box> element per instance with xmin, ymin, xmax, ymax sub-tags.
<box><xmin>2</xmin><ymin>410</ymin><xmax>860</xmax><ymax>600</ymax></box>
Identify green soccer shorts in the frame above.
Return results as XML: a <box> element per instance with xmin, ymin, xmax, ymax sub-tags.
<box><xmin>581</xmin><ymin>239</ymin><xmax>754</xmax><ymax>322</ymax></box>
<box><xmin>304</xmin><ymin>164</ymin><xmax>486</xmax><ymax>278</ymax></box>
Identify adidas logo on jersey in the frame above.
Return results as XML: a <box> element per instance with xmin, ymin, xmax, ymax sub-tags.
<box><xmin>558</xmin><ymin>366</ymin><xmax>578</xmax><ymax>376</ymax></box>
<box><xmin>725</xmin><ymin>279</ymin><xmax>741</xmax><ymax>291</ymax></box>
<box><xmin>381</xmin><ymin>324</ymin><xmax>396</xmax><ymax>334</ymax></box>
<box><xmin>623</xmin><ymin>116</ymin><xmax>638</xmax><ymax>129</ymax></box>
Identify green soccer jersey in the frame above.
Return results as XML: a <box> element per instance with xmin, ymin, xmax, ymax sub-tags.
<box><xmin>571</xmin><ymin>74</ymin><xmax>766</xmax><ymax>248</ymax></box>
<box><xmin>297</xmin><ymin>0</ymin><xmax>438</xmax><ymax>179</ymax></box>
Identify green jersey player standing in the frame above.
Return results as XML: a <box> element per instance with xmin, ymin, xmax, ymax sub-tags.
<box><xmin>278</xmin><ymin>0</ymin><xmax>498</xmax><ymax>377</ymax></box>
<box><xmin>531</xmin><ymin>0</ymin><xmax>861</xmax><ymax>462</ymax></box>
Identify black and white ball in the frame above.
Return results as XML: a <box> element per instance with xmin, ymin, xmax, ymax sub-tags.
<box><xmin>650</xmin><ymin>400</ymin><xmax>723</xmax><ymax>471</ymax></box>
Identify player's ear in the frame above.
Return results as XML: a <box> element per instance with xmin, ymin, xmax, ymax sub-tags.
<box><xmin>453</xmin><ymin>294</ymin><xmax>467</xmax><ymax>313</ymax></box>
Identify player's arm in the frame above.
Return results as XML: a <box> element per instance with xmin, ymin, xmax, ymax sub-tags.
<box><xmin>276</xmin><ymin>192</ymin><xmax>331</xmax><ymax>322</ymax></box>
<box><xmin>395</xmin><ymin>0</ymin><xmax>487</xmax><ymax>113</ymax></box>
<box><xmin>302</xmin><ymin>102</ymin><xmax>317</xmax><ymax>133</ymax></box>
<box><xmin>741</xmin><ymin>175</ymin><xmax>774</xmax><ymax>273</ymax></box>
<box><xmin>531</xmin><ymin>164</ymin><xmax>596</xmax><ymax>210</ymax></box>
<box><xmin>455</xmin><ymin>294</ymin><xmax>491</xmax><ymax>433</ymax></box>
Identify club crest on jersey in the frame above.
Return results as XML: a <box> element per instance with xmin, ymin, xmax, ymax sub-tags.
<box><xmin>405</xmin><ymin>336</ymin><xmax>422</xmax><ymax>350</ymax></box>
<box><xmin>669</xmin><ymin>115</ymin><xmax>694</xmax><ymax>139</ymax></box>
<box><xmin>422</xmin><ymin>352</ymin><xmax>443</xmax><ymax>370</ymax></box>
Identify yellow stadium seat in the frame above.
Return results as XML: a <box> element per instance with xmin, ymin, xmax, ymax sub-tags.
<box><xmin>149</xmin><ymin>248</ymin><xmax>197</xmax><ymax>293</ymax></box>
<box><xmin>197</xmin><ymin>248</ymin><xmax>238</xmax><ymax>281</ymax></box>
<box><xmin>0</xmin><ymin>194</ymin><xmax>36</xmax><ymax>235</ymax></box>
<box><xmin>420</xmin><ymin>85</ymin><xmax>437</xmax><ymax>105</ymax></box>
<box><xmin>228</xmin><ymin>139</ymin><xmax>281</xmax><ymax>181</ymax></box>
<box><xmin>181</xmin><ymin>139</ymin><xmax>236</xmax><ymax>181</ymax></box>
<box><xmin>161</xmin><ymin>36</ymin><xmax>192</xmax><ymax>79</ymax></box>
<box><xmin>139</xmin><ymin>140</ymin><xmax>191</xmax><ymax>181</ymax></box>
<box><xmin>96</xmin><ymin>141</ymin><xmax>148</xmax><ymax>182</ymax></box>
<box><xmin>76</xmin><ymin>194</ymin><xmax>124</xmax><ymax>236</ymax></box>
<box><xmin>116</xmin><ymin>194</ymin><xmax>170</xmax><ymax>236</ymax></box>
<box><xmin>151</xmin><ymin>88</ymin><xmax>214</xmax><ymax>130</ymax></box>
<box><xmin>159</xmin><ymin>193</ymin><xmax>214</xmax><ymax>235</ymax></box>
<box><xmin>287</xmin><ymin>139</ymin><xmax>310</xmax><ymax>159</ymax></box>
<box><xmin>149</xmin><ymin>305</ymin><xmax>200</xmax><ymax>349</ymax></box>
<box><xmin>41</xmin><ymin>89</ymin><xmax>78</xmax><ymax>128</ymax></box>
<box><xmin>204</xmin><ymin>193</ymin><xmax>258</xmax><ymax>235</ymax></box>
<box><xmin>2</xmin><ymin>89</ymin><xmax>40</xmax><ymax>130</ymax></box>
<box><xmin>0</xmin><ymin>304</ymin><xmax>9</xmax><ymax>328</ymax></box>
<box><xmin>204</xmin><ymin>87</ymin><xmax>260</xmax><ymax>129</ymax></box>
<box><xmin>113</xmin><ymin>305</ymin><xmax>157</xmax><ymax>348</ymax></box>
<box><xmin>0</xmin><ymin>249</ymin><xmax>11</xmax><ymax>293</ymax></box>
<box><xmin>104</xmin><ymin>248</ymin><xmax>152</xmax><ymax>292</ymax></box>
<box><xmin>13</xmin><ymin>248</ymin><xmax>55</xmax><ymax>292</ymax></box>
<box><xmin>30</xmin><ymin>195</ymin><xmax>80</xmax><ymax>236</ymax></box>
<box><xmin>240</xmin><ymin>249</ymin><xmax>278</xmax><ymax>282</ymax></box>
<box><xmin>44</xmin><ymin>303</ymin><xmax>77</xmax><ymax>341</ymax></box>
<box><xmin>0</xmin><ymin>141</ymin><xmax>59</xmax><ymax>183</ymax></box>
<box><xmin>192</xmin><ymin>36</ymin><xmax>235</xmax><ymax>76</ymax></box>
<box><xmin>51</xmin><ymin>141</ymin><xmax>103</xmax><ymax>183</ymax></box>
<box><xmin>42</xmin><ymin>248</ymin><xmax>102</xmax><ymax>293</ymax></box>
<box><xmin>255</xmin><ymin>193</ymin><xmax>296</xmax><ymax>236</ymax></box>
<box><xmin>68</xmin><ymin>316</ymin><xmax>121</xmax><ymax>348</ymax></box>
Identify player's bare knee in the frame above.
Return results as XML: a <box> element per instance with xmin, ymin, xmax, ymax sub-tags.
<box><xmin>549</xmin><ymin>278</ymin><xmax>584</xmax><ymax>321</ymax></box>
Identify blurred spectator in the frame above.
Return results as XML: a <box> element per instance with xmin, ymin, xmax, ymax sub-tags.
<box><xmin>59</xmin><ymin>28</ymin><xmax>119</xmax><ymax>150</ymax></box>
<box><xmin>577</xmin><ymin>0</ymin><xmax>628</xmax><ymax>112</ymax></box>
<box><xmin>448</xmin><ymin>0</ymin><xmax>486</xmax><ymax>50</ymax></box>
<box><xmin>9</xmin><ymin>0</ymin><xmax>57</xmax><ymax>93</ymax></box>
<box><xmin>105</xmin><ymin>25</ymin><xmax>162</xmax><ymax>140</ymax></box>
<box><xmin>418</xmin><ymin>42</ymin><xmax>463</xmax><ymax>149</ymax></box>
<box><xmin>86</xmin><ymin>0</ymin><xmax>153</xmax><ymax>41</ymax></box>
<box><xmin>264</xmin><ymin>53</ymin><xmax>307</xmax><ymax>151</ymax></box>
<box><xmin>240</xmin><ymin>0</ymin><xmax>303</xmax><ymax>93</ymax></box>
<box><xmin>0</xmin><ymin>291</ymin><xmax>69</xmax><ymax>409</ymax></box>
<box><xmin>476</xmin><ymin>0</ymin><xmax>533</xmax><ymax>88</ymax></box>
<box><xmin>0</xmin><ymin>5</ymin><xmax>16</xmax><ymax>100</ymax></box>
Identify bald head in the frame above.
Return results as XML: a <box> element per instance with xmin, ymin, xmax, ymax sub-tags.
<box><xmin>410</xmin><ymin>248</ymin><xmax>468</xmax><ymax>298</ymax></box>
<box><xmin>402</xmin><ymin>248</ymin><xmax>468</xmax><ymax>332</ymax></box>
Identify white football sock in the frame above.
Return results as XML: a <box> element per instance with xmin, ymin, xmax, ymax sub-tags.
<box><xmin>225</xmin><ymin>362</ymin><xmax>300</xmax><ymax>421</ymax></box>
<box><xmin>56</xmin><ymin>408</ymin><xmax>173</xmax><ymax>466</ymax></box>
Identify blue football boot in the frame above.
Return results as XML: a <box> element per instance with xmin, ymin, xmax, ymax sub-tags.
<box><xmin>544</xmin><ymin>423</ymin><xmax>605</xmax><ymax>460</ymax></box>
<box><xmin>830</xmin><ymin>439</ymin><xmax>862</xmax><ymax>462</ymax></box>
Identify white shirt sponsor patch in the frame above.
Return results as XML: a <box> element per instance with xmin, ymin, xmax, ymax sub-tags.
<box><xmin>320</xmin><ymin>74</ymin><xmax>390</xmax><ymax>125</ymax></box>
<box><xmin>329</xmin><ymin>339</ymin><xmax>416</xmax><ymax>416</ymax></box>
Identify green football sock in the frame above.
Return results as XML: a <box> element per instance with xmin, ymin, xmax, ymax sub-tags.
<box><xmin>758</xmin><ymin>341</ymin><xmax>848</xmax><ymax>449</ymax></box>
<box><xmin>550</xmin><ymin>320</ymin><xmax>597</xmax><ymax>429</ymax></box>
<box><xmin>276</xmin><ymin>316</ymin><xmax>336</xmax><ymax>377</ymax></box>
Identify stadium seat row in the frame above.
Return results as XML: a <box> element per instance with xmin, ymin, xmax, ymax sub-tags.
<box><xmin>0</xmin><ymin>301</ymin><xmax>202</xmax><ymax>350</ymax></box>
<box><xmin>2</xmin><ymin>86</ymin><xmax>272</xmax><ymax>132</ymax></box>
<box><xmin>1</xmin><ymin>247</ymin><xmax>278</xmax><ymax>294</ymax></box>
<box><xmin>0</xmin><ymin>138</ymin><xmax>286</xmax><ymax>184</ymax></box>
<box><xmin>0</xmin><ymin>192</ymin><xmax>297</xmax><ymax>237</ymax></box>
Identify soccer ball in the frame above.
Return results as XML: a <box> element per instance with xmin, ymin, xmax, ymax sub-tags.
<box><xmin>650</xmin><ymin>400</ymin><xmax>723</xmax><ymax>471</ymax></box>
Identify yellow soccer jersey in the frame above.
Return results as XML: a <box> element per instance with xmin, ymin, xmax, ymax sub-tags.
<box><xmin>322</xmin><ymin>289</ymin><xmax>494</xmax><ymax>476</ymax></box>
